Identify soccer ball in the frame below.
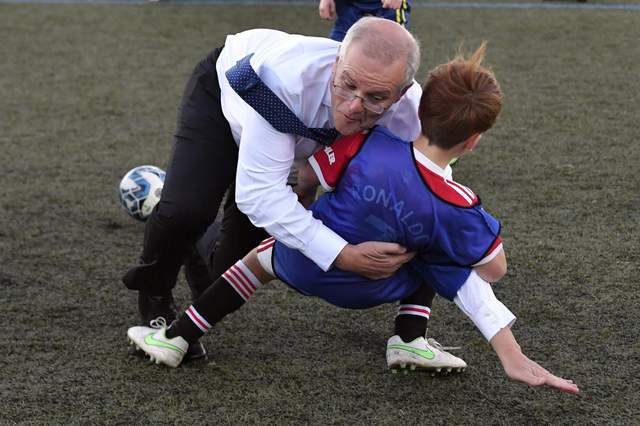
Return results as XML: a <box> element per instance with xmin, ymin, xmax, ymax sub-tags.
<box><xmin>118</xmin><ymin>165</ymin><xmax>166</xmax><ymax>221</ymax></box>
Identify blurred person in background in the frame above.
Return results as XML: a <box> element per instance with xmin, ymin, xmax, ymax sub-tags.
<box><xmin>319</xmin><ymin>0</ymin><xmax>411</xmax><ymax>41</ymax></box>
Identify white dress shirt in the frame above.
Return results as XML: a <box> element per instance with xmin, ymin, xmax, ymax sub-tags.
<box><xmin>217</xmin><ymin>29</ymin><xmax>422</xmax><ymax>271</ymax></box>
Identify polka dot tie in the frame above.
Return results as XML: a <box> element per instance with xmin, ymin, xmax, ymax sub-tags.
<box><xmin>225</xmin><ymin>53</ymin><xmax>340</xmax><ymax>146</ymax></box>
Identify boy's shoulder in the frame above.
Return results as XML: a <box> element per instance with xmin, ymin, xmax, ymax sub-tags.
<box><xmin>414</xmin><ymin>157</ymin><xmax>479</xmax><ymax>208</ymax></box>
<box><xmin>366</xmin><ymin>127</ymin><xmax>481</xmax><ymax>208</ymax></box>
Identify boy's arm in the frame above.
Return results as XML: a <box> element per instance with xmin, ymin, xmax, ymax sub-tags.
<box><xmin>381</xmin><ymin>0</ymin><xmax>404</xmax><ymax>9</ymax></box>
<box><xmin>293</xmin><ymin>133</ymin><xmax>366</xmax><ymax>208</ymax></box>
<box><xmin>453</xmin><ymin>270</ymin><xmax>516</xmax><ymax>342</ymax></box>
<box><xmin>293</xmin><ymin>162</ymin><xmax>320</xmax><ymax>209</ymax></box>
<box><xmin>293</xmin><ymin>131</ymin><xmax>365</xmax><ymax>209</ymax></box>
<box><xmin>308</xmin><ymin>133</ymin><xmax>366</xmax><ymax>192</ymax></box>
<box><xmin>454</xmin><ymin>271</ymin><xmax>579</xmax><ymax>394</ymax></box>
<box><xmin>490</xmin><ymin>327</ymin><xmax>580</xmax><ymax>394</ymax></box>
<box><xmin>318</xmin><ymin>0</ymin><xmax>336</xmax><ymax>20</ymax></box>
<box><xmin>474</xmin><ymin>248</ymin><xmax>507</xmax><ymax>283</ymax></box>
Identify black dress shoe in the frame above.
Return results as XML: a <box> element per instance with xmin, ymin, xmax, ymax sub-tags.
<box><xmin>183</xmin><ymin>340</ymin><xmax>207</xmax><ymax>362</ymax></box>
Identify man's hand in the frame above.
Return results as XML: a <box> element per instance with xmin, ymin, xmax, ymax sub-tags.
<box><xmin>334</xmin><ymin>241</ymin><xmax>415</xmax><ymax>280</ymax></box>
<box><xmin>319</xmin><ymin>0</ymin><xmax>337</xmax><ymax>20</ymax></box>
<box><xmin>381</xmin><ymin>0</ymin><xmax>404</xmax><ymax>9</ymax></box>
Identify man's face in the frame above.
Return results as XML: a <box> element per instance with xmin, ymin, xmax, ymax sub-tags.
<box><xmin>330</xmin><ymin>44</ymin><xmax>407</xmax><ymax>135</ymax></box>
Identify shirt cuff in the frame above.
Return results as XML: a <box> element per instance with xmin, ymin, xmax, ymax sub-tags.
<box><xmin>453</xmin><ymin>270</ymin><xmax>516</xmax><ymax>341</ymax></box>
<box><xmin>462</xmin><ymin>297</ymin><xmax>516</xmax><ymax>342</ymax></box>
<box><xmin>298</xmin><ymin>225</ymin><xmax>348</xmax><ymax>272</ymax></box>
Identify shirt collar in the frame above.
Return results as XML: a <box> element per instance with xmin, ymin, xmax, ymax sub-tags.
<box><xmin>413</xmin><ymin>147</ymin><xmax>453</xmax><ymax>180</ymax></box>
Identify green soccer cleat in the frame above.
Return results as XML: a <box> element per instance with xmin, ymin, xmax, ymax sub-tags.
<box><xmin>127</xmin><ymin>325</ymin><xmax>188</xmax><ymax>368</ymax></box>
<box><xmin>386</xmin><ymin>335</ymin><xmax>467</xmax><ymax>374</ymax></box>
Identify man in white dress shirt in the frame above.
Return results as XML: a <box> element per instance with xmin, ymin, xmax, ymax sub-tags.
<box><xmin>122</xmin><ymin>17</ymin><xmax>459</xmax><ymax>365</ymax></box>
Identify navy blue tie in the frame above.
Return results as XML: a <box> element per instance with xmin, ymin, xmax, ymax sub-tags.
<box><xmin>225</xmin><ymin>54</ymin><xmax>340</xmax><ymax>146</ymax></box>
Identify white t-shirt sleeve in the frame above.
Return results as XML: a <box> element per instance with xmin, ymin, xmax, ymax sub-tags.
<box><xmin>234</xmin><ymin>112</ymin><xmax>347</xmax><ymax>271</ymax></box>
<box><xmin>453</xmin><ymin>270</ymin><xmax>516</xmax><ymax>341</ymax></box>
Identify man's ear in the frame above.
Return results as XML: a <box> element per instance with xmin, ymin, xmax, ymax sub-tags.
<box><xmin>464</xmin><ymin>133</ymin><xmax>483</xmax><ymax>151</ymax></box>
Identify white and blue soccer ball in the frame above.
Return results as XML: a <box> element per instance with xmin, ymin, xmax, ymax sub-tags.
<box><xmin>118</xmin><ymin>165</ymin><xmax>166</xmax><ymax>221</ymax></box>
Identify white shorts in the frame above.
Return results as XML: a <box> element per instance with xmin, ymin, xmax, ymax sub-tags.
<box><xmin>256</xmin><ymin>237</ymin><xmax>276</xmax><ymax>277</ymax></box>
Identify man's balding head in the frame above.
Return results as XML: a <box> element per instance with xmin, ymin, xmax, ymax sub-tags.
<box><xmin>339</xmin><ymin>17</ymin><xmax>420</xmax><ymax>89</ymax></box>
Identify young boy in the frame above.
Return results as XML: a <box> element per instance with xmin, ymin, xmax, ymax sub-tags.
<box><xmin>319</xmin><ymin>0</ymin><xmax>411</xmax><ymax>42</ymax></box>
<box><xmin>127</xmin><ymin>44</ymin><xmax>579</xmax><ymax>394</ymax></box>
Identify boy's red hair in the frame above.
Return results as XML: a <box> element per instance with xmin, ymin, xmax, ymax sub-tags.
<box><xmin>419</xmin><ymin>42</ymin><xmax>503</xmax><ymax>149</ymax></box>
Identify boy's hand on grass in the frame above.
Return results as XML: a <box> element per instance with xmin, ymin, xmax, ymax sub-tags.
<box><xmin>491</xmin><ymin>327</ymin><xmax>580</xmax><ymax>394</ymax></box>
<box><xmin>502</xmin><ymin>349</ymin><xmax>580</xmax><ymax>394</ymax></box>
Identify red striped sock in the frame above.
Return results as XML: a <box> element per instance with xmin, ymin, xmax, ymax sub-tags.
<box><xmin>169</xmin><ymin>266</ymin><xmax>258</xmax><ymax>343</ymax></box>
<box><xmin>397</xmin><ymin>304</ymin><xmax>431</xmax><ymax>319</ymax></box>
<box><xmin>185</xmin><ymin>305</ymin><xmax>212</xmax><ymax>333</ymax></box>
<box><xmin>222</xmin><ymin>260</ymin><xmax>262</xmax><ymax>302</ymax></box>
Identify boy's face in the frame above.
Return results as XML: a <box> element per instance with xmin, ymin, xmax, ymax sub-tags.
<box><xmin>330</xmin><ymin>43</ymin><xmax>406</xmax><ymax>135</ymax></box>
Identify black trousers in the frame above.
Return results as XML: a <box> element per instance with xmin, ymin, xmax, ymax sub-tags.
<box><xmin>122</xmin><ymin>47</ymin><xmax>267</xmax><ymax>296</ymax></box>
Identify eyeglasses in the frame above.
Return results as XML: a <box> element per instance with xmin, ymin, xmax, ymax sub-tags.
<box><xmin>331</xmin><ymin>82</ymin><xmax>388</xmax><ymax>115</ymax></box>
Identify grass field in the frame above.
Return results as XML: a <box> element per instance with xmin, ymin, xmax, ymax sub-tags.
<box><xmin>1</xmin><ymin>3</ymin><xmax>639</xmax><ymax>425</ymax></box>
